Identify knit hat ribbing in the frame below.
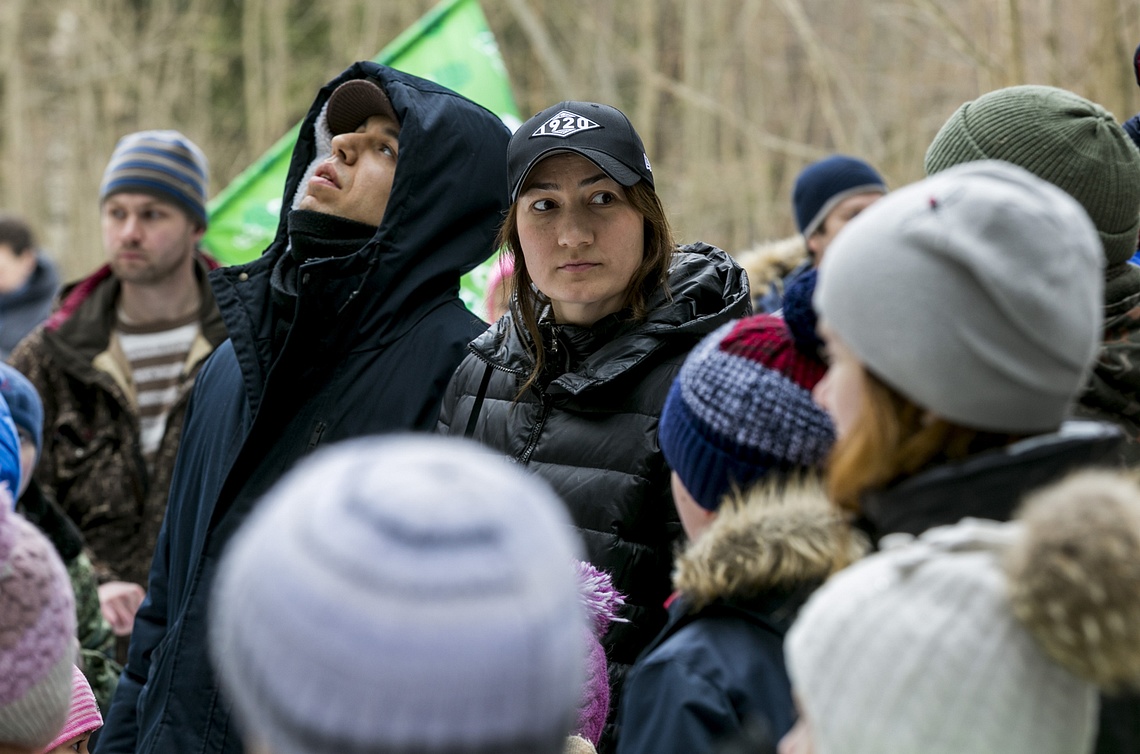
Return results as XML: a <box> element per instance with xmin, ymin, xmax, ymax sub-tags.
<box><xmin>0</xmin><ymin>365</ymin><xmax>42</xmax><ymax>461</ymax></box>
<box><xmin>658</xmin><ymin>316</ymin><xmax>835</xmax><ymax>511</ymax></box>
<box><xmin>814</xmin><ymin>160</ymin><xmax>1103</xmax><ymax>433</ymax></box>
<box><xmin>210</xmin><ymin>436</ymin><xmax>585</xmax><ymax>754</ymax></box>
<box><xmin>781</xmin><ymin>267</ymin><xmax>825</xmax><ymax>359</ymax></box>
<box><xmin>924</xmin><ymin>85</ymin><xmax>1140</xmax><ymax>269</ymax></box>
<box><xmin>0</xmin><ymin>503</ymin><xmax>76</xmax><ymax>750</ymax></box>
<box><xmin>786</xmin><ymin>469</ymin><xmax>1140</xmax><ymax>754</ymax></box>
<box><xmin>43</xmin><ymin>666</ymin><xmax>102</xmax><ymax>751</ymax></box>
<box><xmin>792</xmin><ymin>155</ymin><xmax>887</xmax><ymax>237</ymax></box>
<box><xmin>100</xmin><ymin>130</ymin><xmax>209</xmax><ymax>227</ymax></box>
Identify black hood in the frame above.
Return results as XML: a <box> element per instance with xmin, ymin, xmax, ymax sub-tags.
<box><xmin>210</xmin><ymin>62</ymin><xmax>510</xmax><ymax>386</ymax></box>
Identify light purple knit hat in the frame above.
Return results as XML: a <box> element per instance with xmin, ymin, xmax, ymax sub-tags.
<box><xmin>573</xmin><ymin>560</ymin><xmax>625</xmax><ymax>746</ymax></box>
<box><xmin>211</xmin><ymin>436</ymin><xmax>587</xmax><ymax>754</ymax></box>
<box><xmin>0</xmin><ymin>501</ymin><xmax>76</xmax><ymax>750</ymax></box>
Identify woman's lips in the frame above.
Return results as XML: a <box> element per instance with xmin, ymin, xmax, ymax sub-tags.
<box><xmin>560</xmin><ymin>262</ymin><xmax>598</xmax><ymax>272</ymax></box>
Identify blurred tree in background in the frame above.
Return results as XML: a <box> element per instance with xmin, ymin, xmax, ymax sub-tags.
<box><xmin>1</xmin><ymin>0</ymin><xmax>1137</xmax><ymax>276</ymax></box>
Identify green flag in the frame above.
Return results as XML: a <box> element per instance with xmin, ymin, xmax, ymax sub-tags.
<box><xmin>202</xmin><ymin>0</ymin><xmax>519</xmax><ymax>314</ymax></box>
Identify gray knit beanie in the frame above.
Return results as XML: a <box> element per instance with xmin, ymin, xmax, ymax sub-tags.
<box><xmin>210</xmin><ymin>435</ymin><xmax>586</xmax><ymax>754</ymax></box>
<box><xmin>785</xmin><ymin>469</ymin><xmax>1140</xmax><ymax>754</ymax></box>
<box><xmin>925</xmin><ymin>85</ymin><xmax>1140</xmax><ymax>272</ymax></box>
<box><xmin>814</xmin><ymin>160</ymin><xmax>1102</xmax><ymax>433</ymax></box>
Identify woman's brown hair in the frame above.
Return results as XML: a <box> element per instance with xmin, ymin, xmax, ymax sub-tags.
<box><xmin>827</xmin><ymin>366</ymin><xmax>1024</xmax><ymax>513</ymax></box>
<box><xmin>500</xmin><ymin>178</ymin><xmax>675</xmax><ymax>397</ymax></box>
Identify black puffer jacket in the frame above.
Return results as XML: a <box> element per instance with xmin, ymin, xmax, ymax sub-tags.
<box><xmin>439</xmin><ymin>243</ymin><xmax>750</xmax><ymax>679</ymax></box>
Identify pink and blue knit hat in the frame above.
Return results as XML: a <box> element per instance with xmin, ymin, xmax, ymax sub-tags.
<box><xmin>0</xmin><ymin>501</ymin><xmax>76</xmax><ymax>750</ymax></box>
<box><xmin>659</xmin><ymin>315</ymin><xmax>835</xmax><ymax>511</ymax></box>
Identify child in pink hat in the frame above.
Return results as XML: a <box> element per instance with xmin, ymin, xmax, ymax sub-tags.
<box><xmin>42</xmin><ymin>667</ymin><xmax>101</xmax><ymax>753</ymax></box>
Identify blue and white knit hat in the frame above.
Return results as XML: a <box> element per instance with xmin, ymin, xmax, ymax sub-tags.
<box><xmin>658</xmin><ymin>315</ymin><xmax>835</xmax><ymax>511</ymax></box>
<box><xmin>99</xmin><ymin>130</ymin><xmax>209</xmax><ymax>227</ymax></box>
<box><xmin>793</xmin><ymin>155</ymin><xmax>887</xmax><ymax>237</ymax></box>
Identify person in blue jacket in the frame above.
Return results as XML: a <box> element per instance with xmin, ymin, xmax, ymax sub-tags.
<box><xmin>96</xmin><ymin>62</ymin><xmax>510</xmax><ymax>754</ymax></box>
<box><xmin>614</xmin><ymin>314</ymin><xmax>853</xmax><ymax>754</ymax></box>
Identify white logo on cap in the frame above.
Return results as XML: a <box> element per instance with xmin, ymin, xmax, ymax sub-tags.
<box><xmin>531</xmin><ymin>111</ymin><xmax>601</xmax><ymax>138</ymax></box>
<box><xmin>643</xmin><ymin>153</ymin><xmax>652</xmax><ymax>172</ymax></box>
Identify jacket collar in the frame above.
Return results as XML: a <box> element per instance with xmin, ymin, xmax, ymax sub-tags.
<box><xmin>672</xmin><ymin>479</ymin><xmax>853</xmax><ymax>622</ymax></box>
<box><xmin>45</xmin><ymin>254</ymin><xmax>226</xmax><ymax>363</ymax></box>
<box><xmin>860</xmin><ymin>420</ymin><xmax>1125</xmax><ymax>545</ymax></box>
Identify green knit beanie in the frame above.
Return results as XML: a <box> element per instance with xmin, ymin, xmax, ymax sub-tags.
<box><xmin>925</xmin><ymin>85</ymin><xmax>1140</xmax><ymax>269</ymax></box>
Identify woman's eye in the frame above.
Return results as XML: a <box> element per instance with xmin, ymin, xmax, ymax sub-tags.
<box><xmin>532</xmin><ymin>199</ymin><xmax>555</xmax><ymax>212</ymax></box>
<box><xmin>590</xmin><ymin>192</ymin><xmax>615</xmax><ymax>206</ymax></box>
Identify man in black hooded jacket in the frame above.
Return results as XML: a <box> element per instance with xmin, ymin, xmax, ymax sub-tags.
<box><xmin>97</xmin><ymin>62</ymin><xmax>510</xmax><ymax>754</ymax></box>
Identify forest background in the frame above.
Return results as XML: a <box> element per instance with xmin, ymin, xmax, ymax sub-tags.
<box><xmin>3</xmin><ymin>0</ymin><xmax>1139</xmax><ymax>278</ymax></box>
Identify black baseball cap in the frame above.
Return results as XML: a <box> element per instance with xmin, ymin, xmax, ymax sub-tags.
<box><xmin>325</xmin><ymin>78</ymin><xmax>400</xmax><ymax>136</ymax></box>
<box><xmin>507</xmin><ymin>101</ymin><xmax>654</xmax><ymax>202</ymax></box>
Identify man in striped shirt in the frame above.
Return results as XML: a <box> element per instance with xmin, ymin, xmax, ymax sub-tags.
<box><xmin>9</xmin><ymin>130</ymin><xmax>227</xmax><ymax>659</ymax></box>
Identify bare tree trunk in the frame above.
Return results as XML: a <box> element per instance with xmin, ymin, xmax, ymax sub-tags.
<box><xmin>1041</xmin><ymin>0</ymin><xmax>1061</xmax><ymax>87</ymax></box>
<box><xmin>634</xmin><ymin>0</ymin><xmax>659</xmax><ymax>156</ymax></box>
<box><xmin>503</xmin><ymin>0</ymin><xmax>574</xmax><ymax>97</ymax></box>
<box><xmin>593</xmin><ymin>0</ymin><xmax>619</xmax><ymax>105</ymax></box>
<box><xmin>2</xmin><ymin>0</ymin><xmax>27</xmax><ymax>215</ymax></box>
<box><xmin>243</xmin><ymin>0</ymin><xmax>267</xmax><ymax>152</ymax></box>
<box><xmin>265</xmin><ymin>0</ymin><xmax>289</xmax><ymax>146</ymax></box>
<box><xmin>773</xmin><ymin>0</ymin><xmax>846</xmax><ymax>151</ymax></box>
<box><xmin>1002</xmin><ymin>0</ymin><xmax>1026</xmax><ymax>86</ymax></box>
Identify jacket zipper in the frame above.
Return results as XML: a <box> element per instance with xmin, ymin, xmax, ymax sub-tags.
<box><xmin>466</xmin><ymin>345</ymin><xmax>548</xmax><ymax>465</ymax></box>
<box><xmin>307</xmin><ymin>421</ymin><xmax>327</xmax><ymax>449</ymax></box>
<box><xmin>518</xmin><ymin>392</ymin><xmax>551</xmax><ymax>466</ymax></box>
<box><xmin>467</xmin><ymin>344</ymin><xmax>527</xmax><ymax>376</ymax></box>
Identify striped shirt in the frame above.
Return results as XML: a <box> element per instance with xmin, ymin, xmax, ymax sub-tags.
<box><xmin>116</xmin><ymin>312</ymin><xmax>199</xmax><ymax>464</ymax></box>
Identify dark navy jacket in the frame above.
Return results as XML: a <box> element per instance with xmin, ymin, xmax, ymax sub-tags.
<box><xmin>615</xmin><ymin>596</ymin><xmax>797</xmax><ymax>754</ymax></box>
<box><xmin>612</xmin><ymin>482</ymin><xmax>837</xmax><ymax>754</ymax></box>
<box><xmin>97</xmin><ymin>62</ymin><xmax>509</xmax><ymax>754</ymax></box>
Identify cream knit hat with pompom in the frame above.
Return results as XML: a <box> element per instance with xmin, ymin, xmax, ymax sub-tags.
<box><xmin>786</xmin><ymin>469</ymin><xmax>1140</xmax><ymax>754</ymax></box>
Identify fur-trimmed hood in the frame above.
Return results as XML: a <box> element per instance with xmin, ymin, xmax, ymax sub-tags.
<box><xmin>674</xmin><ymin>477</ymin><xmax>865</xmax><ymax>611</ymax></box>
<box><xmin>733</xmin><ymin>235</ymin><xmax>808</xmax><ymax>293</ymax></box>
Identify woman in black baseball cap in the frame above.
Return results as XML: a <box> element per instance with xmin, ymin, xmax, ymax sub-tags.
<box><xmin>439</xmin><ymin>101</ymin><xmax>751</xmax><ymax>741</ymax></box>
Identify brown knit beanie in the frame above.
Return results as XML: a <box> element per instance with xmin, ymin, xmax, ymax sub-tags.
<box><xmin>925</xmin><ymin>85</ymin><xmax>1140</xmax><ymax>271</ymax></box>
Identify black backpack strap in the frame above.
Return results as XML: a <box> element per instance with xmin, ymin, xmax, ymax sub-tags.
<box><xmin>463</xmin><ymin>363</ymin><xmax>494</xmax><ymax>439</ymax></box>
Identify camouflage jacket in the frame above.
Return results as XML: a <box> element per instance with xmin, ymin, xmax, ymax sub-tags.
<box><xmin>8</xmin><ymin>257</ymin><xmax>226</xmax><ymax>586</ymax></box>
<box><xmin>1074</xmin><ymin>270</ymin><xmax>1140</xmax><ymax>465</ymax></box>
